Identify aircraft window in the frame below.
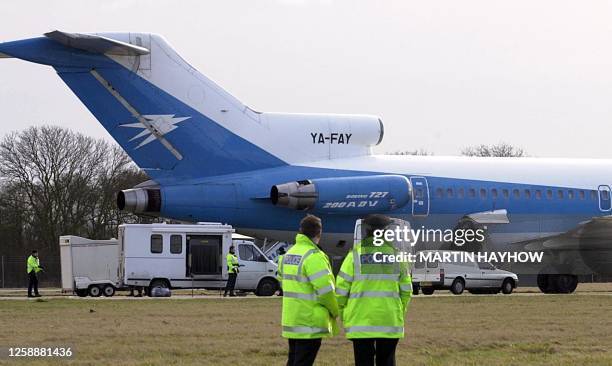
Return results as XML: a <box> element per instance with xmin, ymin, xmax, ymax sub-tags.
<box><xmin>525</xmin><ymin>189</ymin><xmax>531</xmax><ymax>199</ymax></box>
<box><xmin>579</xmin><ymin>190</ymin><xmax>585</xmax><ymax>200</ymax></box>
<box><xmin>568</xmin><ymin>190</ymin><xmax>574</xmax><ymax>199</ymax></box>
<box><xmin>491</xmin><ymin>189</ymin><xmax>498</xmax><ymax>199</ymax></box>
<box><xmin>502</xmin><ymin>189</ymin><xmax>509</xmax><ymax>199</ymax></box>
<box><xmin>591</xmin><ymin>190</ymin><xmax>598</xmax><ymax>200</ymax></box>
<box><xmin>557</xmin><ymin>190</ymin><xmax>564</xmax><ymax>199</ymax></box>
<box><xmin>170</xmin><ymin>235</ymin><xmax>182</xmax><ymax>254</ymax></box>
<box><xmin>457</xmin><ymin>188</ymin><xmax>465</xmax><ymax>199</ymax></box>
<box><xmin>479</xmin><ymin>188</ymin><xmax>487</xmax><ymax>199</ymax></box>
<box><xmin>435</xmin><ymin>188</ymin><xmax>443</xmax><ymax>198</ymax></box>
<box><xmin>602</xmin><ymin>190</ymin><xmax>610</xmax><ymax>201</ymax></box>
<box><xmin>546</xmin><ymin>189</ymin><xmax>553</xmax><ymax>199</ymax></box>
<box><xmin>535</xmin><ymin>190</ymin><xmax>542</xmax><ymax>199</ymax></box>
<box><xmin>513</xmin><ymin>189</ymin><xmax>520</xmax><ymax>199</ymax></box>
<box><xmin>150</xmin><ymin>234</ymin><xmax>163</xmax><ymax>254</ymax></box>
<box><xmin>468</xmin><ymin>188</ymin><xmax>476</xmax><ymax>198</ymax></box>
<box><xmin>446</xmin><ymin>188</ymin><xmax>454</xmax><ymax>198</ymax></box>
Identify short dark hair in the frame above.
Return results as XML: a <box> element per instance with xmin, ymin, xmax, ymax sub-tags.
<box><xmin>31</xmin><ymin>250</ymin><xmax>38</xmax><ymax>254</ymax></box>
<box><xmin>363</xmin><ymin>214</ymin><xmax>392</xmax><ymax>237</ymax></box>
<box><xmin>300</xmin><ymin>215</ymin><xmax>322</xmax><ymax>239</ymax></box>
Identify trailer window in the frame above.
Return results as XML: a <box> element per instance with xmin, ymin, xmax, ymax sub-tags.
<box><xmin>239</xmin><ymin>244</ymin><xmax>267</xmax><ymax>262</ymax></box>
<box><xmin>170</xmin><ymin>235</ymin><xmax>182</xmax><ymax>254</ymax></box>
<box><xmin>150</xmin><ymin>234</ymin><xmax>163</xmax><ymax>254</ymax></box>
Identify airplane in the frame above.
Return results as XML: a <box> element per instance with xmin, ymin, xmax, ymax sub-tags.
<box><xmin>1</xmin><ymin>31</ymin><xmax>611</xmax><ymax>294</ymax></box>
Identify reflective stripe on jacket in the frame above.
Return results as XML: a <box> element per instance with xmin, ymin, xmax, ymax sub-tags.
<box><xmin>336</xmin><ymin>238</ymin><xmax>412</xmax><ymax>339</ymax></box>
<box><xmin>281</xmin><ymin>234</ymin><xmax>339</xmax><ymax>339</ymax></box>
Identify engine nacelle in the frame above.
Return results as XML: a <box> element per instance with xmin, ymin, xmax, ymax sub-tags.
<box><xmin>271</xmin><ymin>175</ymin><xmax>412</xmax><ymax>214</ymax></box>
<box><xmin>117</xmin><ymin>188</ymin><xmax>161</xmax><ymax>214</ymax></box>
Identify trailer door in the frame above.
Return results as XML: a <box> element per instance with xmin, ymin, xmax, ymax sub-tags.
<box><xmin>186</xmin><ymin>235</ymin><xmax>223</xmax><ymax>278</ymax></box>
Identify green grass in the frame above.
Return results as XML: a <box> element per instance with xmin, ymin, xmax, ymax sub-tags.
<box><xmin>1</xmin><ymin>294</ymin><xmax>611</xmax><ymax>365</ymax></box>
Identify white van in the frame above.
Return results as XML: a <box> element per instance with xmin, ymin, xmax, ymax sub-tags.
<box><xmin>411</xmin><ymin>250</ymin><xmax>518</xmax><ymax>295</ymax></box>
<box><xmin>119</xmin><ymin>223</ymin><xmax>279</xmax><ymax>296</ymax></box>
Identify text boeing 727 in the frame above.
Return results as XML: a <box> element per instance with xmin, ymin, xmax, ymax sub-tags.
<box><xmin>2</xmin><ymin>31</ymin><xmax>611</xmax><ymax>293</ymax></box>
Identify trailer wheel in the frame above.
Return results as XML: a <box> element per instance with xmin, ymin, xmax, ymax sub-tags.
<box><xmin>75</xmin><ymin>289</ymin><xmax>88</xmax><ymax>297</ymax></box>
<box><xmin>102</xmin><ymin>285</ymin><xmax>116</xmax><ymax>297</ymax></box>
<box><xmin>88</xmin><ymin>285</ymin><xmax>102</xmax><ymax>297</ymax></box>
<box><xmin>256</xmin><ymin>278</ymin><xmax>278</xmax><ymax>297</ymax></box>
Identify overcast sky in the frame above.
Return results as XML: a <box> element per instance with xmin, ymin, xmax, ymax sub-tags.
<box><xmin>1</xmin><ymin>0</ymin><xmax>612</xmax><ymax>158</ymax></box>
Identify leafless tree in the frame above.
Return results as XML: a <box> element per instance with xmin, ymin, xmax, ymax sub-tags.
<box><xmin>461</xmin><ymin>143</ymin><xmax>526</xmax><ymax>157</ymax></box>
<box><xmin>0</xmin><ymin>126</ymin><xmax>148</xmax><ymax>283</ymax></box>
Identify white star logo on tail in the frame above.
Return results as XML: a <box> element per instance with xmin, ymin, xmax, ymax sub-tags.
<box><xmin>120</xmin><ymin>114</ymin><xmax>191</xmax><ymax>149</ymax></box>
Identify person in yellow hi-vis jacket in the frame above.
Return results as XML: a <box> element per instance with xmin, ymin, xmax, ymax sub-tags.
<box><xmin>281</xmin><ymin>214</ymin><xmax>339</xmax><ymax>366</ymax></box>
<box><xmin>336</xmin><ymin>214</ymin><xmax>413</xmax><ymax>366</ymax></box>
<box><xmin>224</xmin><ymin>246</ymin><xmax>240</xmax><ymax>297</ymax></box>
<box><xmin>27</xmin><ymin>250</ymin><xmax>43</xmax><ymax>298</ymax></box>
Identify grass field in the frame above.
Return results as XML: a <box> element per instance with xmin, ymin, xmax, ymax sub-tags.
<box><xmin>1</xmin><ymin>294</ymin><xmax>612</xmax><ymax>366</ymax></box>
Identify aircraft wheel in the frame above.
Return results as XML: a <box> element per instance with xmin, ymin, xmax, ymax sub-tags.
<box><xmin>555</xmin><ymin>274</ymin><xmax>578</xmax><ymax>294</ymax></box>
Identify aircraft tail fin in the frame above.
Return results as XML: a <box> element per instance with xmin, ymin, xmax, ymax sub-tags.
<box><xmin>0</xmin><ymin>31</ymin><xmax>286</xmax><ymax>181</ymax></box>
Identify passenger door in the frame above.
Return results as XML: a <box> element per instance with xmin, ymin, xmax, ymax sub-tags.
<box><xmin>598</xmin><ymin>185</ymin><xmax>611</xmax><ymax>212</ymax></box>
<box><xmin>410</xmin><ymin>176</ymin><xmax>430</xmax><ymax>216</ymax></box>
<box><xmin>477</xmin><ymin>261</ymin><xmax>500</xmax><ymax>287</ymax></box>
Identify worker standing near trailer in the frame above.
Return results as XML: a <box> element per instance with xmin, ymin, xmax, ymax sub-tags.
<box><xmin>281</xmin><ymin>215</ymin><xmax>338</xmax><ymax>366</ymax></box>
<box><xmin>27</xmin><ymin>250</ymin><xmax>43</xmax><ymax>298</ymax></box>
<box><xmin>336</xmin><ymin>215</ymin><xmax>413</xmax><ymax>366</ymax></box>
<box><xmin>224</xmin><ymin>245</ymin><xmax>239</xmax><ymax>297</ymax></box>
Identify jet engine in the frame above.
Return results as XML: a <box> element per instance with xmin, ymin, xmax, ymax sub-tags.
<box><xmin>270</xmin><ymin>175</ymin><xmax>411</xmax><ymax>214</ymax></box>
<box><xmin>117</xmin><ymin>188</ymin><xmax>161</xmax><ymax>214</ymax></box>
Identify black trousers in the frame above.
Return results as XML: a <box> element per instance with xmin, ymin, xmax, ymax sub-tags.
<box><xmin>27</xmin><ymin>272</ymin><xmax>39</xmax><ymax>296</ymax></box>
<box><xmin>224</xmin><ymin>273</ymin><xmax>237</xmax><ymax>295</ymax></box>
<box><xmin>287</xmin><ymin>338</ymin><xmax>322</xmax><ymax>366</ymax></box>
<box><xmin>352</xmin><ymin>338</ymin><xmax>399</xmax><ymax>366</ymax></box>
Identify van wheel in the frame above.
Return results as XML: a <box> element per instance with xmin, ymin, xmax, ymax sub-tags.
<box><xmin>149</xmin><ymin>279</ymin><xmax>169</xmax><ymax>297</ymax></box>
<box><xmin>421</xmin><ymin>287</ymin><xmax>434</xmax><ymax>295</ymax></box>
<box><xmin>256</xmin><ymin>278</ymin><xmax>278</xmax><ymax>296</ymax></box>
<box><xmin>75</xmin><ymin>289</ymin><xmax>88</xmax><ymax>297</ymax></box>
<box><xmin>102</xmin><ymin>285</ymin><xmax>115</xmax><ymax>297</ymax></box>
<box><xmin>501</xmin><ymin>278</ymin><xmax>514</xmax><ymax>294</ymax></box>
<box><xmin>451</xmin><ymin>278</ymin><xmax>465</xmax><ymax>295</ymax></box>
<box><xmin>88</xmin><ymin>285</ymin><xmax>102</xmax><ymax>297</ymax></box>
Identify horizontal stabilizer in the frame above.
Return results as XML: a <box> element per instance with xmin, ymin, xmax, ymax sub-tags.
<box><xmin>44</xmin><ymin>30</ymin><xmax>149</xmax><ymax>56</ymax></box>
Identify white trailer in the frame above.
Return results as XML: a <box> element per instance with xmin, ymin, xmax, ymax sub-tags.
<box><xmin>59</xmin><ymin>235</ymin><xmax>120</xmax><ymax>297</ymax></box>
<box><xmin>119</xmin><ymin>223</ymin><xmax>279</xmax><ymax>296</ymax></box>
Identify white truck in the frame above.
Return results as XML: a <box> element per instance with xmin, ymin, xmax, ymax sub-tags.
<box><xmin>59</xmin><ymin>235</ymin><xmax>120</xmax><ymax>297</ymax></box>
<box><xmin>411</xmin><ymin>250</ymin><xmax>519</xmax><ymax>295</ymax></box>
<box><xmin>118</xmin><ymin>223</ymin><xmax>280</xmax><ymax>296</ymax></box>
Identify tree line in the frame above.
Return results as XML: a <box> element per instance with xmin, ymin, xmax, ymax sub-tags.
<box><xmin>0</xmin><ymin>126</ymin><xmax>150</xmax><ymax>286</ymax></box>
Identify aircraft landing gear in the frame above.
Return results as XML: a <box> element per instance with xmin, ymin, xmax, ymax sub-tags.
<box><xmin>537</xmin><ymin>273</ymin><xmax>578</xmax><ymax>294</ymax></box>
